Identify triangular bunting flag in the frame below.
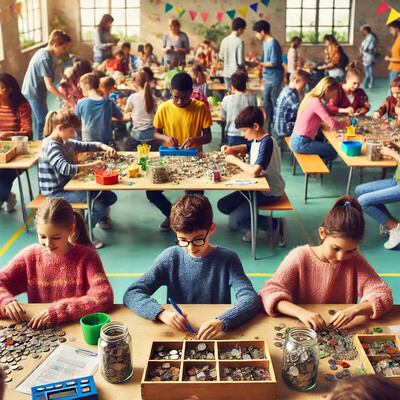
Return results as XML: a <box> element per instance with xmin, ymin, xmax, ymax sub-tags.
<box><xmin>238</xmin><ymin>6</ymin><xmax>247</xmax><ymax>18</ymax></box>
<box><xmin>261</xmin><ymin>0</ymin><xmax>270</xmax><ymax>7</ymax></box>
<box><xmin>226</xmin><ymin>9</ymin><xmax>236</xmax><ymax>20</ymax></box>
<box><xmin>176</xmin><ymin>7</ymin><xmax>185</xmax><ymax>18</ymax></box>
<box><xmin>155</xmin><ymin>0</ymin><xmax>161</xmax><ymax>4</ymax></box>
<box><xmin>387</xmin><ymin>7</ymin><xmax>400</xmax><ymax>24</ymax></box>
<box><xmin>0</xmin><ymin>11</ymin><xmax>2</xmax><ymax>23</ymax></box>
<box><xmin>16</xmin><ymin>2</ymin><xmax>23</xmax><ymax>17</ymax></box>
<box><xmin>216</xmin><ymin>12</ymin><xmax>224</xmax><ymax>22</ymax></box>
<box><xmin>377</xmin><ymin>1</ymin><xmax>390</xmax><ymax>15</ymax></box>
<box><xmin>189</xmin><ymin>10</ymin><xmax>197</xmax><ymax>21</ymax></box>
<box><xmin>201</xmin><ymin>12</ymin><xmax>209</xmax><ymax>22</ymax></box>
<box><xmin>250</xmin><ymin>2</ymin><xmax>258</xmax><ymax>13</ymax></box>
<box><xmin>165</xmin><ymin>3</ymin><xmax>174</xmax><ymax>13</ymax></box>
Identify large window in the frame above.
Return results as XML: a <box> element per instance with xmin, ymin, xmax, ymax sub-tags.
<box><xmin>80</xmin><ymin>0</ymin><xmax>140</xmax><ymax>42</ymax></box>
<box><xmin>18</xmin><ymin>0</ymin><xmax>43</xmax><ymax>48</ymax></box>
<box><xmin>286</xmin><ymin>0</ymin><xmax>353</xmax><ymax>44</ymax></box>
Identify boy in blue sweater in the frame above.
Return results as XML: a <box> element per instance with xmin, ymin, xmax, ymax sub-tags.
<box><xmin>123</xmin><ymin>194</ymin><xmax>260</xmax><ymax>339</ymax></box>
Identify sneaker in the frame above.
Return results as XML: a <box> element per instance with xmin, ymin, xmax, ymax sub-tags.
<box><xmin>97</xmin><ymin>216</ymin><xmax>112</xmax><ymax>230</ymax></box>
<box><xmin>384</xmin><ymin>224</ymin><xmax>400</xmax><ymax>250</ymax></box>
<box><xmin>380</xmin><ymin>224</ymin><xmax>390</xmax><ymax>238</ymax></box>
<box><xmin>92</xmin><ymin>236</ymin><xmax>104</xmax><ymax>249</ymax></box>
<box><xmin>242</xmin><ymin>231</ymin><xmax>252</xmax><ymax>242</ymax></box>
<box><xmin>159</xmin><ymin>217</ymin><xmax>170</xmax><ymax>232</ymax></box>
<box><xmin>5</xmin><ymin>192</ymin><xmax>17</xmax><ymax>212</ymax></box>
<box><xmin>277</xmin><ymin>218</ymin><xmax>288</xmax><ymax>247</ymax></box>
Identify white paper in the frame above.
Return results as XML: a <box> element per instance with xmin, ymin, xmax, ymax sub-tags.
<box><xmin>388</xmin><ymin>326</ymin><xmax>400</xmax><ymax>336</ymax></box>
<box><xmin>225</xmin><ymin>179</ymin><xmax>258</xmax><ymax>186</ymax></box>
<box><xmin>16</xmin><ymin>345</ymin><xmax>98</xmax><ymax>395</ymax></box>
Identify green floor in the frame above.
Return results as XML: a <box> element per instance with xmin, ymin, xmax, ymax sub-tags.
<box><xmin>1</xmin><ymin>77</ymin><xmax>400</xmax><ymax>306</ymax></box>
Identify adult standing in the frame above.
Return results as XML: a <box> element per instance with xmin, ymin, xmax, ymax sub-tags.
<box><xmin>361</xmin><ymin>26</ymin><xmax>376</xmax><ymax>89</ymax></box>
<box><xmin>318</xmin><ymin>34</ymin><xmax>345</xmax><ymax>81</ymax></box>
<box><xmin>219</xmin><ymin>18</ymin><xmax>247</xmax><ymax>90</ymax></box>
<box><xmin>385</xmin><ymin>20</ymin><xmax>400</xmax><ymax>91</ymax></box>
<box><xmin>253</xmin><ymin>20</ymin><xmax>284</xmax><ymax>129</ymax></box>
<box><xmin>93</xmin><ymin>14</ymin><xmax>114</xmax><ymax>65</ymax></box>
<box><xmin>162</xmin><ymin>19</ymin><xmax>190</xmax><ymax>66</ymax></box>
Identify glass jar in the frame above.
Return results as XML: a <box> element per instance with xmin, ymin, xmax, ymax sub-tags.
<box><xmin>366</xmin><ymin>139</ymin><xmax>383</xmax><ymax>161</ymax></box>
<box><xmin>281</xmin><ymin>328</ymin><xmax>319</xmax><ymax>391</ymax></box>
<box><xmin>98</xmin><ymin>322</ymin><xmax>133</xmax><ymax>383</ymax></box>
<box><xmin>147</xmin><ymin>158</ymin><xmax>169</xmax><ymax>184</ymax></box>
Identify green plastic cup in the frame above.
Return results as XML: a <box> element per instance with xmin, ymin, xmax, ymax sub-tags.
<box><xmin>80</xmin><ymin>313</ymin><xmax>110</xmax><ymax>345</ymax></box>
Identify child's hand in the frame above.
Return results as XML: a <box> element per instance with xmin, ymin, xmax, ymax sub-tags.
<box><xmin>381</xmin><ymin>146</ymin><xmax>399</xmax><ymax>159</ymax></box>
<box><xmin>90</xmin><ymin>160</ymin><xmax>106</xmax><ymax>170</ymax></box>
<box><xmin>28</xmin><ymin>309</ymin><xmax>50</xmax><ymax>329</ymax></box>
<box><xmin>343</xmin><ymin>106</ymin><xmax>354</xmax><ymax>116</ymax></box>
<box><xmin>197</xmin><ymin>319</ymin><xmax>224</xmax><ymax>340</ymax></box>
<box><xmin>4</xmin><ymin>300</ymin><xmax>26</xmax><ymax>323</ymax></box>
<box><xmin>158</xmin><ymin>309</ymin><xmax>190</xmax><ymax>332</ymax></box>
<box><xmin>102</xmin><ymin>145</ymin><xmax>117</xmax><ymax>157</ymax></box>
<box><xmin>225</xmin><ymin>154</ymin><xmax>239</xmax><ymax>165</ymax></box>
<box><xmin>329</xmin><ymin>307</ymin><xmax>357</xmax><ymax>328</ymax></box>
<box><xmin>165</xmin><ymin>136</ymin><xmax>179</xmax><ymax>148</ymax></box>
<box><xmin>372</xmin><ymin>111</ymin><xmax>380</xmax><ymax>119</ymax></box>
<box><xmin>181</xmin><ymin>138</ymin><xmax>196</xmax><ymax>149</ymax></box>
<box><xmin>221</xmin><ymin>145</ymin><xmax>235</xmax><ymax>156</ymax></box>
<box><xmin>298</xmin><ymin>310</ymin><xmax>327</xmax><ymax>331</ymax></box>
<box><xmin>355</xmin><ymin>107</ymin><xmax>368</xmax><ymax>115</ymax></box>
<box><xmin>385</xmin><ymin>55</ymin><xmax>391</xmax><ymax>61</ymax></box>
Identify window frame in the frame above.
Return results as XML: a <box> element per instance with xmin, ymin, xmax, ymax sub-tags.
<box><xmin>18</xmin><ymin>0</ymin><xmax>45</xmax><ymax>49</ymax></box>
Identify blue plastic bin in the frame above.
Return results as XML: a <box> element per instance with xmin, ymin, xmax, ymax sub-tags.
<box><xmin>341</xmin><ymin>141</ymin><xmax>362</xmax><ymax>157</ymax></box>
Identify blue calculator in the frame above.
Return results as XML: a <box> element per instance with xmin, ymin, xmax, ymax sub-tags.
<box><xmin>31</xmin><ymin>376</ymin><xmax>98</xmax><ymax>400</ymax></box>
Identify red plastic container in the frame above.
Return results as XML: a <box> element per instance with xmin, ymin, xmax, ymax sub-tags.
<box><xmin>95</xmin><ymin>170</ymin><xmax>119</xmax><ymax>185</ymax></box>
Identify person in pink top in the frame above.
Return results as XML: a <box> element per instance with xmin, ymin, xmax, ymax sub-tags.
<box><xmin>290</xmin><ymin>76</ymin><xmax>349</xmax><ymax>162</ymax></box>
<box><xmin>0</xmin><ymin>197</ymin><xmax>114</xmax><ymax>328</ymax></box>
<box><xmin>259</xmin><ymin>195</ymin><xmax>393</xmax><ymax>331</ymax></box>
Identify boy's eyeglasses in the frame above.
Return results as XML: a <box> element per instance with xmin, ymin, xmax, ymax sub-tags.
<box><xmin>175</xmin><ymin>229</ymin><xmax>209</xmax><ymax>247</ymax></box>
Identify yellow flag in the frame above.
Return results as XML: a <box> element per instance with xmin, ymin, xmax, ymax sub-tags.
<box><xmin>238</xmin><ymin>6</ymin><xmax>247</xmax><ymax>18</ymax></box>
<box><xmin>387</xmin><ymin>7</ymin><xmax>400</xmax><ymax>24</ymax></box>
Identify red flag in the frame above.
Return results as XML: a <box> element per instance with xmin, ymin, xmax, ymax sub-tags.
<box><xmin>189</xmin><ymin>11</ymin><xmax>197</xmax><ymax>21</ymax></box>
<box><xmin>377</xmin><ymin>1</ymin><xmax>390</xmax><ymax>15</ymax></box>
<box><xmin>216</xmin><ymin>12</ymin><xmax>224</xmax><ymax>22</ymax></box>
<box><xmin>201</xmin><ymin>12</ymin><xmax>209</xmax><ymax>22</ymax></box>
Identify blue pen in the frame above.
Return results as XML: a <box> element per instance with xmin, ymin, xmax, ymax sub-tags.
<box><xmin>168</xmin><ymin>298</ymin><xmax>196</xmax><ymax>334</ymax></box>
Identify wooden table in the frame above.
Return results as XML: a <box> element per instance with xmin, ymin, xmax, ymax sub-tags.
<box><xmin>64</xmin><ymin>152</ymin><xmax>270</xmax><ymax>259</ymax></box>
<box><xmin>322</xmin><ymin>128</ymin><xmax>398</xmax><ymax>195</ymax></box>
<box><xmin>0</xmin><ymin>141</ymin><xmax>41</xmax><ymax>231</ymax></box>
<box><xmin>112</xmin><ymin>114</ymin><xmax>131</xmax><ymax>123</ymax></box>
<box><xmin>5</xmin><ymin>304</ymin><xmax>400</xmax><ymax>400</ymax></box>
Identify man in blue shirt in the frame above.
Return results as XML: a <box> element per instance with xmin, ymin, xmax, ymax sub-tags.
<box><xmin>253</xmin><ymin>20</ymin><xmax>284</xmax><ymax>130</ymax></box>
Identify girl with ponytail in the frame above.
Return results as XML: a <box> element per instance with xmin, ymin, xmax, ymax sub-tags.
<box><xmin>0</xmin><ymin>197</ymin><xmax>113</xmax><ymax>328</ymax></box>
<box><xmin>259</xmin><ymin>195</ymin><xmax>393</xmax><ymax>330</ymax></box>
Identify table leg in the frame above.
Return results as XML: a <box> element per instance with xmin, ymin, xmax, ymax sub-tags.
<box><xmin>346</xmin><ymin>167</ymin><xmax>353</xmax><ymax>196</ymax></box>
<box><xmin>292</xmin><ymin>156</ymin><xmax>296</xmax><ymax>175</ymax></box>
<box><xmin>16</xmin><ymin>170</ymin><xmax>28</xmax><ymax>233</ymax></box>
<box><xmin>26</xmin><ymin>170</ymin><xmax>34</xmax><ymax>201</ymax></box>
<box><xmin>304</xmin><ymin>174</ymin><xmax>309</xmax><ymax>204</ymax></box>
<box><xmin>86</xmin><ymin>191</ymin><xmax>93</xmax><ymax>241</ymax></box>
<box><xmin>219</xmin><ymin>121</ymin><xmax>226</xmax><ymax>146</ymax></box>
<box><xmin>239</xmin><ymin>191</ymin><xmax>258</xmax><ymax>259</ymax></box>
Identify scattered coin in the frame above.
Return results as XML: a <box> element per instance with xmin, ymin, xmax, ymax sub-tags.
<box><xmin>183</xmin><ymin>365</ymin><xmax>217</xmax><ymax>381</ymax></box>
<box><xmin>222</xmin><ymin>366</ymin><xmax>271</xmax><ymax>381</ymax></box>
<box><xmin>324</xmin><ymin>373</ymin><xmax>335</xmax><ymax>381</ymax></box>
<box><xmin>330</xmin><ymin>364</ymin><xmax>338</xmax><ymax>371</ymax></box>
<box><xmin>4</xmin><ymin>376</ymin><xmax>12</xmax><ymax>383</ymax></box>
<box><xmin>328</xmin><ymin>309</ymin><xmax>336</xmax><ymax>316</ymax></box>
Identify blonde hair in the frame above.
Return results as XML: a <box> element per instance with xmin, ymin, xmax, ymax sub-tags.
<box><xmin>80</xmin><ymin>72</ymin><xmax>100</xmax><ymax>90</ymax></box>
<box><xmin>298</xmin><ymin>76</ymin><xmax>339</xmax><ymax>115</ymax></box>
<box><xmin>35</xmin><ymin>198</ymin><xmax>93</xmax><ymax>247</ymax></box>
<box><xmin>43</xmin><ymin>110</ymin><xmax>81</xmax><ymax>138</ymax></box>
<box><xmin>346</xmin><ymin>60</ymin><xmax>366</xmax><ymax>82</ymax></box>
<box><xmin>135</xmin><ymin>71</ymin><xmax>155</xmax><ymax>114</ymax></box>
<box><xmin>189</xmin><ymin>65</ymin><xmax>206</xmax><ymax>85</ymax></box>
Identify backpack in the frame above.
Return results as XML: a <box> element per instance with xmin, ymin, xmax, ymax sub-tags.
<box><xmin>338</xmin><ymin>45</ymin><xmax>349</xmax><ymax>70</ymax></box>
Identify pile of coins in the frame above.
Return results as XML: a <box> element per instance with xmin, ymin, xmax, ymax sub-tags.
<box><xmin>0</xmin><ymin>322</ymin><xmax>68</xmax><ymax>383</ymax></box>
<box><xmin>185</xmin><ymin>343</ymin><xmax>214</xmax><ymax>360</ymax></box>
<box><xmin>361</xmin><ymin>339</ymin><xmax>399</xmax><ymax>356</ymax></box>
<box><xmin>152</xmin><ymin>345</ymin><xmax>182</xmax><ymax>360</ymax></box>
<box><xmin>221</xmin><ymin>366</ymin><xmax>271</xmax><ymax>381</ymax></box>
<box><xmin>324</xmin><ymin>359</ymin><xmax>352</xmax><ymax>382</ymax></box>
<box><xmin>147</xmin><ymin>363</ymin><xmax>180</xmax><ymax>381</ymax></box>
<box><xmin>372</xmin><ymin>359</ymin><xmax>400</xmax><ymax>376</ymax></box>
<box><xmin>318</xmin><ymin>329</ymin><xmax>358</xmax><ymax>360</ymax></box>
<box><xmin>219</xmin><ymin>344</ymin><xmax>266</xmax><ymax>360</ymax></box>
<box><xmin>88</xmin><ymin>152</ymin><xmax>137</xmax><ymax>171</ymax></box>
<box><xmin>183</xmin><ymin>364</ymin><xmax>217</xmax><ymax>381</ymax></box>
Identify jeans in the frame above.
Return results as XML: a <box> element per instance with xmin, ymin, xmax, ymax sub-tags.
<box><xmin>263</xmin><ymin>75</ymin><xmax>283</xmax><ymax>124</ymax></box>
<box><xmin>0</xmin><ymin>170</ymin><xmax>17</xmax><ymax>202</ymax></box>
<box><xmin>355</xmin><ymin>178</ymin><xmax>400</xmax><ymax>225</ymax></box>
<box><xmin>389</xmin><ymin>70</ymin><xmax>400</xmax><ymax>95</ymax></box>
<box><xmin>226</xmin><ymin>135</ymin><xmax>250</xmax><ymax>147</ymax></box>
<box><xmin>290</xmin><ymin>133</ymin><xmax>337</xmax><ymax>161</ymax></box>
<box><xmin>363</xmin><ymin>64</ymin><xmax>374</xmax><ymax>88</ymax></box>
<box><xmin>51</xmin><ymin>190</ymin><xmax>117</xmax><ymax>228</ymax></box>
<box><xmin>223</xmin><ymin>77</ymin><xmax>231</xmax><ymax>91</ymax></box>
<box><xmin>27</xmin><ymin>97</ymin><xmax>48</xmax><ymax>140</ymax></box>
<box><xmin>146</xmin><ymin>190</ymin><xmax>204</xmax><ymax>218</ymax></box>
<box><xmin>217</xmin><ymin>191</ymin><xmax>280</xmax><ymax>231</ymax></box>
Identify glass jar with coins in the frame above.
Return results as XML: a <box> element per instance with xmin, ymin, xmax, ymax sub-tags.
<box><xmin>99</xmin><ymin>322</ymin><xmax>133</xmax><ymax>383</ymax></box>
<box><xmin>281</xmin><ymin>328</ymin><xmax>319</xmax><ymax>391</ymax></box>
<box><xmin>366</xmin><ymin>139</ymin><xmax>383</xmax><ymax>161</ymax></box>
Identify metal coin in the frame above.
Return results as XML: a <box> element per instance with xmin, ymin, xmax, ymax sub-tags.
<box><xmin>330</xmin><ymin>364</ymin><xmax>338</xmax><ymax>371</ymax></box>
<box><xmin>274</xmin><ymin>342</ymin><xmax>283</xmax><ymax>348</ymax></box>
<box><xmin>324</xmin><ymin>373</ymin><xmax>335</xmax><ymax>381</ymax></box>
<box><xmin>335</xmin><ymin>372</ymin><xmax>343</xmax><ymax>379</ymax></box>
<box><xmin>4</xmin><ymin>376</ymin><xmax>12</xmax><ymax>383</ymax></box>
<box><xmin>288</xmin><ymin>366</ymin><xmax>299</xmax><ymax>377</ymax></box>
<box><xmin>58</xmin><ymin>338</ymin><xmax>67</xmax><ymax>343</ymax></box>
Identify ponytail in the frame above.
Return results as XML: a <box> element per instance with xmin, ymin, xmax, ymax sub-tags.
<box><xmin>346</xmin><ymin>60</ymin><xmax>365</xmax><ymax>82</ymax></box>
<box><xmin>135</xmin><ymin>71</ymin><xmax>155</xmax><ymax>114</ymax></box>
<box><xmin>71</xmin><ymin>211</ymin><xmax>93</xmax><ymax>246</ymax></box>
<box><xmin>43</xmin><ymin>110</ymin><xmax>81</xmax><ymax>138</ymax></box>
<box><xmin>43</xmin><ymin>111</ymin><xmax>59</xmax><ymax>138</ymax></box>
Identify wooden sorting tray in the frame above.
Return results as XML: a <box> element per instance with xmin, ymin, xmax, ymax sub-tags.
<box><xmin>353</xmin><ymin>334</ymin><xmax>400</xmax><ymax>385</ymax></box>
<box><xmin>0</xmin><ymin>141</ymin><xmax>17</xmax><ymax>163</ymax></box>
<box><xmin>141</xmin><ymin>340</ymin><xmax>277</xmax><ymax>400</ymax></box>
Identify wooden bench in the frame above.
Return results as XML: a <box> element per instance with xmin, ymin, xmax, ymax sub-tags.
<box><xmin>27</xmin><ymin>194</ymin><xmax>87</xmax><ymax>210</ymax></box>
<box><xmin>284</xmin><ymin>137</ymin><xmax>330</xmax><ymax>203</ymax></box>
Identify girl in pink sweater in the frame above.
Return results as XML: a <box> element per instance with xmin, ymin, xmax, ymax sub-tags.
<box><xmin>290</xmin><ymin>76</ymin><xmax>349</xmax><ymax>162</ymax></box>
<box><xmin>0</xmin><ymin>197</ymin><xmax>114</xmax><ymax>328</ymax></box>
<box><xmin>259</xmin><ymin>195</ymin><xmax>393</xmax><ymax>331</ymax></box>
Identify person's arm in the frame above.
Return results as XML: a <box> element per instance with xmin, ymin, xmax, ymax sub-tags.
<box><xmin>162</xmin><ymin>33</ymin><xmax>171</xmax><ymax>53</ymax></box>
<box><xmin>237</xmin><ymin>40</ymin><xmax>245</xmax><ymax>68</ymax></box>
<box><xmin>44</xmin><ymin>76</ymin><xmax>74</xmax><ymax>106</ymax></box>
<box><xmin>312</xmin><ymin>98</ymin><xmax>344</xmax><ymax>130</ymax></box>
<box><xmin>93</xmin><ymin>28</ymin><xmax>112</xmax><ymax>51</ymax></box>
<box><xmin>111</xmin><ymin>101</ymin><xmax>124</xmax><ymax>120</ymax></box>
<box><xmin>355</xmin><ymin>91</ymin><xmax>370</xmax><ymax>115</ymax></box>
<box><xmin>176</xmin><ymin>33</ymin><xmax>190</xmax><ymax>54</ymax></box>
<box><xmin>0</xmin><ymin>103</ymin><xmax>33</xmax><ymax>140</ymax></box>
<box><xmin>381</xmin><ymin>146</ymin><xmax>400</xmax><ymax>162</ymax></box>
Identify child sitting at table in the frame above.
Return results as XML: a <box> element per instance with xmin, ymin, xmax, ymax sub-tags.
<box><xmin>373</xmin><ymin>75</ymin><xmax>400</xmax><ymax>119</ymax></box>
<box><xmin>38</xmin><ymin>109</ymin><xmax>118</xmax><ymax>248</ymax></box>
<box><xmin>274</xmin><ymin>69</ymin><xmax>310</xmax><ymax>140</ymax></box>
<box><xmin>220</xmin><ymin>71</ymin><xmax>257</xmax><ymax>146</ymax></box>
<box><xmin>259</xmin><ymin>196</ymin><xmax>393</xmax><ymax>331</ymax></box>
<box><xmin>195</xmin><ymin>40</ymin><xmax>216</xmax><ymax>69</ymax></box>
<box><xmin>74</xmin><ymin>72</ymin><xmax>123</xmax><ymax>144</ymax></box>
<box><xmin>121</xmin><ymin>42</ymin><xmax>133</xmax><ymax>73</ymax></box>
<box><xmin>218</xmin><ymin>106</ymin><xmax>286</xmax><ymax>245</ymax></box>
<box><xmin>106</xmin><ymin>50</ymin><xmax>130</xmax><ymax>76</ymax></box>
<box><xmin>123</xmin><ymin>194</ymin><xmax>260</xmax><ymax>339</ymax></box>
<box><xmin>189</xmin><ymin>65</ymin><xmax>209</xmax><ymax>108</ymax></box>
<box><xmin>142</xmin><ymin>43</ymin><xmax>159</xmax><ymax>67</ymax></box>
<box><xmin>290</xmin><ymin>76</ymin><xmax>349</xmax><ymax>163</ymax></box>
<box><xmin>99</xmin><ymin>76</ymin><xmax>116</xmax><ymax>98</ymax></box>
<box><xmin>328</xmin><ymin>61</ymin><xmax>370</xmax><ymax>116</ymax></box>
<box><xmin>0</xmin><ymin>197</ymin><xmax>113</xmax><ymax>327</ymax></box>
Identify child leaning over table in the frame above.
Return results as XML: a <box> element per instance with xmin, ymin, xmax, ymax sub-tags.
<box><xmin>217</xmin><ymin>106</ymin><xmax>287</xmax><ymax>246</ymax></box>
<box><xmin>373</xmin><ymin>75</ymin><xmax>400</xmax><ymax>119</ymax></box>
<box><xmin>0</xmin><ymin>197</ymin><xmax>113</xmax><ymax>328</ymax></box>
<box><xmin>259</xmin><ymin>196</ymin><xmax>393</xmax><ymax>331</ymax></box>
<box><xmin>123</xmin><ymin>194</ymin><xmax>260</xmax><ymax>339</ymax></box>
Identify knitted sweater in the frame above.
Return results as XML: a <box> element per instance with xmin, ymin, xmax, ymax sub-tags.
<box><xmin>259</xmin><ymin>245</ymin><xmax>393</xmax><ymax>319</ymax></box>
<box><xmin>0</xmin><ymin>244</ymin><xmax>114</xmax><ymax>324</ymax></box>
<box><xmin>123</xmin><ymin>246</ymin><xmax>260</xmax><ymax>331</ymax></box>
<box><xmin>375</xmin><ymin>96</ymin><xmax>398</xmax><ymax>119</ymax></box>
